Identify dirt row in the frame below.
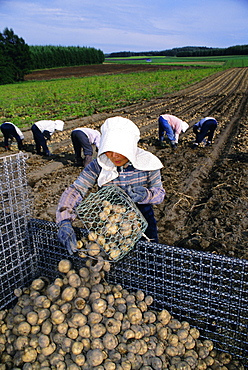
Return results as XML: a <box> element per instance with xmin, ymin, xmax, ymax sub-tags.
<box><xmin>2</xmin><ymin>66</ymin><xmax>248</xmax><ymax>260</ymax></box>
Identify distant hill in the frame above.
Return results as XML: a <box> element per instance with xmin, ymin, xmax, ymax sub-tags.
<box><xmin>106</xmin><ymin>45</ymin><xmax>248</xmax><ymax>58</ymax></box>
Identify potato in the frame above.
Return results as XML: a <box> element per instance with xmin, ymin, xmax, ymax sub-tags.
<box><xmin>74</xmin><ymin>297</ymin><xmax>86</xmax><ymax>310</ymax></box>
<box><xmin>17</xmin><ymin>321</ymin><xmax>31</xmax><ymax>336</ymax></box>
<box><xmin>58</xmin><ymin>259</ymin><xmax>72</xmax><ymax>273</ymax></box>
<box><xmin>86</xmin><ymin>348</ymin><xmax>104</xmax><ymax>367</ymax></box>
<box><xmin>92</xmin><ymin>298</ymin><xmax>107</xmax><ymax>314</ymax></box>
<box><xmin>38</xmin><ymin>334</ymin><xmax>50</xmax><ymax>348</ymax></box>
<box><xmin>22</xmin><ymin>347</ymin><xmax>38</xmax><ymax>362</ymax></box>
<box><xmin>14</xmin><ymin>336</ymin><xmax>29</xmax><ymax>350</ymax></box>
<box><xmin>68</xmin><ymin>273</ymin><xmax>81</xmax><ymax>288</ymax></box>
<box><xmin>26</xmin><ymin>311</ymin><xmax>38</xmax><ymax>326</ymax></box>
<box><xmin>91</xmin><ymin>323</ymin><xmax>106</xmax><ymax>338</ymax></box>
<box><xmin>70</xmin><ymin>313</ymin><xmax>87</xmax><ymax>327</ymax></box>
<box><xmin>51</xmin><ymin>310</ymin><xmax>65</xmax><ymax>325</ymax></box>
<box><xmin>105</xmin><ymin>318</ymin><xmax>121</xmax><ymax>335</ymax></box>
<box><xmin>31</xmin><ymin>278</ymin><xmax>45</xmax><ymax>291</ymax></box>
<box><xmin>78</xmin><ymin>325</ymin><xmax>91</xmax><ymax>338</ymax></box>
<box><xmin>41</xmin><ymin>319</ymin><xmax>53</xmax><ymax>335</ymax></box>
<box><xmin>46</xmin><ymin>284</ymin><xmax>61</xmax><ymax>302</ymax></box>
<box><xmin>127</xmin><ymin>307</ymin><xmax>143</xmax><ymax>325</ymax></box>
<box><xmin>88</xmin><ymin>231</ymin><xmax>98</xmax><ymax>242</ymax></box>
<box><xmin>61</xmin><ymin>287</ymin><xmax>77</xmax><ymax>302</ymax></box>
<box><xmin>87</xmin><ymin>242</ymin><xmax>101</xmax><ymax>257</ymax></box>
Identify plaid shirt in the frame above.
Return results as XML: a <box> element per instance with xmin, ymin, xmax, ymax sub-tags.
<box><xmin>56</xmin><ymin>159</ymin><xmax>165</xmax><ymax>223</ymax></box>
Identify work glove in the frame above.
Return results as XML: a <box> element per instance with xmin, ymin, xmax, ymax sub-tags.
<box><xmin>125</xmin><ymin>185</ymin><xmax>148</xmax><ymax>203</ymax></box>
<box><xmin>43</xmin><ymin>130</ymin><xmax>51</xmax><ymax>140</ymax></box>
<box><xmin>57</xmin><ymin>219</ymin><xmax>77</xmax><ymax>255</ymax></box>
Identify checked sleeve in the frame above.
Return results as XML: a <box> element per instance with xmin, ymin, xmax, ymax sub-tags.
<box><xmin>56</xmin><ymin>186</ymin><xmax>83</xmax><ymax>224</ymax></box>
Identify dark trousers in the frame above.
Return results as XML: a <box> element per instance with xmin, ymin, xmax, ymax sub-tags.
<box><xmin>71</xmin><ymin>130</ymin><xmax>93</xmax><ymax>160</ymax></box>
<box><xmin>31</xmin><ymin>124</ymin><xmax>49</xmax><ymax>154</ymax></box>
<box><xmin>158</xmin><ymin>116</ymin><xmax>175</xmax><ymax>142</ymax></box>
<box><xmin>137</xmin><ymin>204</ymin><xmax>158</xmax><ymax>243</ymax></box>
<box><xmin>1</xmin><ymin>123</ymin><xmax>23</xmax><ymax>149</ymax></box>
<box><xmin>193</xmin><ymin>120</ymin><xmax>217</xmax><ymax>144</ymax></box>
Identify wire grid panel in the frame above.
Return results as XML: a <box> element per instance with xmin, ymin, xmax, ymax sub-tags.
<box><xmin>1</xmin><ymin>218</ymin><xmax>247</xmax><ymax>367</ymax></box>
<box><xmin>0</xmin><ymin>153</ymin><xmax>35</xmax><ymax>309</ymax></box>
<box><xmin>76</xmin><ymin>185</ymin><xmax>148</xmax><ymax>261</ymax></box>
<box><xmin>107</xmin><ymin>242</ymin><xmax>248</xmax><ymax>366</ymax></box>
<box><xmin>27</xmin><ymin>219</ymin><xmax>88</xmax><ymax>281</ymax></box>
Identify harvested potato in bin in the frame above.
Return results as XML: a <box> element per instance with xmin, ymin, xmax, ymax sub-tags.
<box><xmin>76</xmin><ymin>185</ymin><xmax>148</xmax><ymax>261</ymax></box>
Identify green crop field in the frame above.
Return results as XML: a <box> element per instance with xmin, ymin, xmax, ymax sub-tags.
<box><xmin>2</xmin><ymin>53</ymin><xmax>247</xmax><ymax>129</ymax></box>
<box><xmin>105</xmin><ymin>55</ymin><xmax>248</xmax><ymax>68</ymax></box>
<box><xmin>0</xmin><ymin>66</ymin><xmax>222</xmax><ymax>129</ymax></box>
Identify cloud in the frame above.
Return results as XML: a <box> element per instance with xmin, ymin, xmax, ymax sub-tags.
<box><xmin>0</xmin><ymin>0</ymin><xmax>247</xmax><ymax>52</ymax></box>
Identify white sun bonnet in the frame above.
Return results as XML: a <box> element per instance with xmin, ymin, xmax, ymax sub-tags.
<box><xmin>181</xmin><ymin>120</ymin><xmax>189</xmax><ymax>132</ymax></box>
<box><xmin>97</xmin><ymin>116</ymin><xmax>163</xmax><ymax>186</ymax></box>
<box><xmin>54</xmin><ymin>120</ymin><xmax>64</xmax><ymax>131</ymax></box>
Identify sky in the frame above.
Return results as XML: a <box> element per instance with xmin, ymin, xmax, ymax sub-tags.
<box><xmin>0</xmin><ymin>0</ymin><xmax>247</xmax><ymax>54</ymax></box>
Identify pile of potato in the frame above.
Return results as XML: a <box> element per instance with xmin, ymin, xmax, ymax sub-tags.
<box><xmin>0</xmin><ymin>257</ymin><xmax>242</xmax><ymax>370</ymax></box>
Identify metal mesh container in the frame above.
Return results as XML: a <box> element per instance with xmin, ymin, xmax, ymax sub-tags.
<box><xmin>76</xmin><ymin>185</ymin><xmax>148</xmax><ymax>261</ymax></box>
<box><xmin>0</xmin><ymin>153</ymin><xmax>34</xmax><ymax>309</ymax></box>
<box><xmin>0</xmin><ymin>153</ymin><xmax>247</xmax><ymax>367</ymax></box>
<box><xmin>26</xmin><ymin>219</ymin><xmax>248</xmax><ymax>367</ymax></box>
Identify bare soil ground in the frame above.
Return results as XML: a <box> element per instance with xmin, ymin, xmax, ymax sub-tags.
<box><xmin>24</xmin><ymin>63</ymin><xmax>194</xmax><ymax>81</ymax></box>
<box><xmin>2</xmin><ymin>65</ymin><xmax>248</xmax><ymax>260</ymax></box>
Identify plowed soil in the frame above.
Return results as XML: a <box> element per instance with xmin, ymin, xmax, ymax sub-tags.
<box><xmin>3</xmin><ymin>65</ymin><xmax>248</xmax><ymax>260</ymax></box>
<box><xmin>24</xmin><ymin>63</ymin><xmax>194</xmax><ymax>81</ymax></box>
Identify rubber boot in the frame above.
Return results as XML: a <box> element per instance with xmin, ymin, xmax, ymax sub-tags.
<box><xmin>84</xmin><ymin>155</ymin><xmax>93</xmax><ymax>167</ymax></box>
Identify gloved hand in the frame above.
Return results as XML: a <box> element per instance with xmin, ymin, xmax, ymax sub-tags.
<box><xmin>43</xmin><ymin>130</ymin><xmax>51</xmax><ymax>140</ymax></box>
<box><xmin>126</xmin><ymin>185</ymin><xmax>148</xmax><ymax>203</ymax></box>
<box><xmin>57</xmin><ymin>219</ymin><xmax>77</xmax><ymax>255</ymax></box>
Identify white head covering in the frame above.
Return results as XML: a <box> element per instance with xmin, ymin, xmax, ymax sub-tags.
<box><xmin>181</xmin><ymin>121</ymin><xmax>189</xmax><ymax>132</ymax></box>
<box><xmin>97</xmin><ymin>116</ymin><xmax>163</xmax><ymax>186</ymax></box>
<box><xmin>54</xmin><ymin>120</ymin><xmax>64</xmax><ymax>131</ymax></box>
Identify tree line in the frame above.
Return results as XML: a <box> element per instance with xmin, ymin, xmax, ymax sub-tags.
<box><xmin>107</xmin><ymin>45</ymin><xmax>248</xmax><ymax>58</ymax></box>
<box><xmin>0</xmin><ymin>28</ymin><xmax>105</xmax><ymax>85</ymax></box>
<box><xmin>30</xmin><ymin>45</ymin><xmax>104</xmax><ymax>70</ymax></box>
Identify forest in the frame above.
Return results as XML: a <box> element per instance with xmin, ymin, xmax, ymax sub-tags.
<box><xmin>107</xmin><ymin>44</ymin><xmax>248</xmax><ymax>57</ymax></box>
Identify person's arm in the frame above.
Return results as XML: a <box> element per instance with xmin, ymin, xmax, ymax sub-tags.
<box><xmin>56</xmin><ymin>159</ymin><xmax>101</xmax><ymax>223</ymax></box>
<box><xmin>174</xmin><ymin>133</ymin><xmax>179</xmax><ymax>143</ymax></box>
<box><xmin>43</xmin><ymin>130</ymin><xmax>51</xmax><ymax>140</ymax></box>
<box><xmin>126</xmin><ymin>170</ymin><xmax>165</xmax><ymax>205</ymax></box>
<box><xmin>56</xmin><ymin>186</ymin><xmax>82</xmax><ymax>223</ymax></box>
<box><xmin>56</xmin><ymin>160</ymin><xmax>101</xmax><ymax>254</ymax></box>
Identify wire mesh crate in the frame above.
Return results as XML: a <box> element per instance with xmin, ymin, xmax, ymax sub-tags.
<box><xmin>26</xmin><ymin>219</ymin><xmax>248</xmax><ymax>367</ymax></box>
<box><xmin>0</xmin><ymin>152</ymin><xmax>35</xmax><ymax>309</ymax></box>
<box><xmin>76</xmin><ymin>185</ymin><xmax>148</xmax><ymax>261</ymax></box>
<box><xmin>0</xmin><ymin>153</ymin><xmax>247</xmax><ymax>367</ymax></box>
